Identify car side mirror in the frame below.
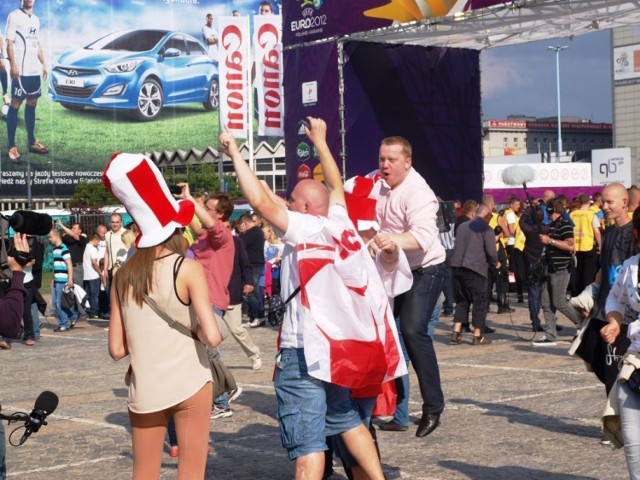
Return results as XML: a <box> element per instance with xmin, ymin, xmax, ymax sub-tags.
<box><xmin>164</xmin><ymin>48</ymin><xmax>180</xmax><ymax>58</ymax></box>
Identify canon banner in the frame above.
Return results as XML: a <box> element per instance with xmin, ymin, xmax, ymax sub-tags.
<box><xmin>218</xmin><ymin>17</ymin><xmax>251</xmax><ymax>138</ymax></box>
<box><xmin>283</xmin><ymin>0</ymin><xmax>510</xmax><ymax>47</ymax></box>
<box><xmin>254</xmin><ymin>15</ymin><xmax>285</xmax><ymax>137</ymax></box>
<box><xmin>0</xmin><ymin>0</ymin><xmax>282</xmax><ymax>199</ymax></box>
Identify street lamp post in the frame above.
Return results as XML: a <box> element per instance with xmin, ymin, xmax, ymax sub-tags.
<box><xmin>547</xmin><ymin>45</ymin><xmax>568</xmax><ymax>159</ymax></box>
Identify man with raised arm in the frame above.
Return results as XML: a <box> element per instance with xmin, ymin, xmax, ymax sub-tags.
<box><xmin>221</xmin><ymin>117</ymin><xmax>385</xmax><ymax>480</ymax></box>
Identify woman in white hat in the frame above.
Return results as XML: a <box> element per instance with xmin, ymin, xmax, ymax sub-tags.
<box><xmin>104</xmin><ymin>153</ymin><xmax>222</xmax><ymax>479</ymax></box>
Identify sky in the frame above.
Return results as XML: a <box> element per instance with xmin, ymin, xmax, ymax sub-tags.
<box><xmin>480</xmin><ymin>29</ymin><xmax>613</xmax><ymax>123</ymax></box>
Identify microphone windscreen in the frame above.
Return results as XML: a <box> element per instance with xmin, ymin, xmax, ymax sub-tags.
<box><xmin>10</xmin><ymin>211</ymin><xmax>53</xmax><ymax>236</ymax></box>
<box><xmin>501</xmin><ymin>165</ymin><xmax>536</xmax><ymax>186</ymax></box>
<box><xmin>34</xmin><ymin>391</ymin><xmax>59</xmax><ymax>415</ymax></box>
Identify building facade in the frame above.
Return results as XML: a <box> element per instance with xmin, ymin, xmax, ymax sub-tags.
<box><xmin>482</xmin><ymin>117</ymin><xmax>613</xmax><ymax>158</ymax></box>
<box><xmin>612</xmin><ymin>26</ymin><xmax>640</xmax><ymax>183</ymax></box>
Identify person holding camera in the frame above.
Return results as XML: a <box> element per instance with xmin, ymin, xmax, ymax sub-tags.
<box><xmin>532</xmin><ymin>199</ymin><xmax>582</xmax><ymax>346</ymax></box>
<box><xmin>519</xmin><ymin>202</ymin><xmax>550</xmax><ymax>332</ymax></box>
<box><xmin>0</xmin><ymin>233</ymin><xmax>30</xmax><ymax>345</ymax></box>
<box><xmin>1</xmin><ymin>233</ymin><xmax>30</xmax><ymax>478</ymax></box>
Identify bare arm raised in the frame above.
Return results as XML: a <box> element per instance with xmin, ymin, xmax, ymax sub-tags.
<box><xmin>220</xmin><ymin>133</ymin><xmax>290</xmax><ymax>233</ymax></box>
<box><xmin>303</xmin><ymin>117</ymin><xmax>345</xmax><ymax>208</ymax></box>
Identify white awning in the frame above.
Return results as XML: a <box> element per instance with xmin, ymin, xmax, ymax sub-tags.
<box><xmin>345</xmin><ymin>0</ymin><xmax>640</xmax><ymax>50</ymax></box>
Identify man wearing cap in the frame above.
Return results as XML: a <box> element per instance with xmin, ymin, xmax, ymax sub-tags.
<box><xmin>532</xmin><ymin>199</ymin><xmax>581</xmax><ymax>346</ymax></box>
<box><xmin>375</xmin><ymin>136</ymin><xmax>447</xmax><ymax>438</ymax></box>
<box><xmin>223</xmin><ymin>117</ymin><xmax>388</xmax><ymax>480</ymax></box>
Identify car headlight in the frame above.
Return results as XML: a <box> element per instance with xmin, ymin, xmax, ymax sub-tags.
<box><xmin>104</xmin><ymin>59</ymin><xmax>143</xmax><ymax>73</ymax></box>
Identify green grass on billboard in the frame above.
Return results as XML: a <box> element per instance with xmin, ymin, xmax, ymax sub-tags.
<box><xmin>4</xmin><ymin>94</ymin><xmax>222</xmax><ymax>173</ymax></box>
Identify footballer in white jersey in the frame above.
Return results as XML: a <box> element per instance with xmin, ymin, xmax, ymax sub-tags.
<box><xmin>4</xmin><ymin>0</ymin><xmax>48</xmax><ymax>163</ymax></box>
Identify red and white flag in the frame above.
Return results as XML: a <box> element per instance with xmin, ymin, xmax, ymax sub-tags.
<box><xmin>297</xmin><ymin>210</ymin><xmax>408</xmax><ymax>389</ymax></box>
<box><xmin>253</xmin><ymin>15</ymin><xmax>284</xmax><ymax>137</ymax></box>
<box><xmin>217</xmin><ymin>16</ymin><xmax>250</xmax><ymax>138</ymax></box>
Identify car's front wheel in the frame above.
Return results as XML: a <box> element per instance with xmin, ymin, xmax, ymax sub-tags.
<box><xmin>131</xmin><ymin>79</ymin><xmax>163</xmax><ymax>121</ymax></box>
<box><xmin>203</xmin><ymin>78</ymin><xmax>219</xmax><ymax>112</ymax></box>
<box><xmin>60</xmin><ymin>102</ymin><xmax>86</xmax><ymax>111</ymax></box>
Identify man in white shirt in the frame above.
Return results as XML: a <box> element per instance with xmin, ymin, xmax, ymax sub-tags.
<box><xmin>224</xmin><ymin>117</ymin><xmax>386</xmax><ymax>480</ymax></box>
<box><xmin>201</xmin><ymin>13</ymin><xmax>218</xmax><ymax>61</ymax></box>
<box><xmin>5</xmin><ymin>0</ymin><xmax>49</xmax><ymax>162</ymax></box>
<box><xmin>83</xmin><ymin>234</ymin><xmax>102</xmax><ymax>319</ymax></box>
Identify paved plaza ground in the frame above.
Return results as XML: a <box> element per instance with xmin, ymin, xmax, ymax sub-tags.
<box><xmin>0</xmin><ymin>301</ymin><xmax>629</xmax><ymax>479</ymax></box>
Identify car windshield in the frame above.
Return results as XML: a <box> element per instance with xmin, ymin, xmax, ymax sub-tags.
<box><xmin>86</xmin><ymin>30</ymin><xmax>168</xmax><ymax>52</ymax></box>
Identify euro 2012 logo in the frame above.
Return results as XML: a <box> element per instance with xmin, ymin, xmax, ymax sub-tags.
<box><xmin>616</xmin><ymin>52</ymin><xmax>629</xmax><ymax>68</ymax></box>
<box><xmin>300</xmin><ymin>0</ymin><xmax>323</xmax><ymax>10</ymax></box>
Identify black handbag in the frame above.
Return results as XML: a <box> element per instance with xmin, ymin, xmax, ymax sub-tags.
<box><xmin>626</xmin><ymin>368</ymin><xmax>640</xmax><ymax>394</ymax></box>
<box><xmin>267</xmin><ymin>286</ymin><xmax>301</xmax><ymax>327</ymax></box>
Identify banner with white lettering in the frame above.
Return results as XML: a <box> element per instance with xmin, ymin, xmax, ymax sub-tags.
<box><xmin>217</xmin><ymin>16</ymin><xmax>251</xmax><ymax>138</ymax></box>
<box><xmin>254</xmin><ymin>15</ymin><xmax>284</xmax><ymax>137</ymax></box>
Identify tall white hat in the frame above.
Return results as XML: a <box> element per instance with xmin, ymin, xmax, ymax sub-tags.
<box><xmin>102</xmin><ymin>153</ymin><xmax>194</xmax><ymax>248</ymax></box>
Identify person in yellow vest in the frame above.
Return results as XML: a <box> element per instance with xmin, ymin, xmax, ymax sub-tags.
<box><xmin>570</xmin><ymin>193</ymin><xmax>601</xmax><ymax>296</ymax></box>
<box><xmin>588</xmin><ymin>191</ymin><xmax>606</xmax><ymax>228</ymax></box>
<box><xmin>484</xmin><ymin>195</ymin><xmax>511</xmax><ymax>320</ymax></box>
<box><xmin>500</xmin><ymin>196</ymin><xmax>523</xmax><ymax>304</ymax></box>
<box><xmin>512</xmin><ymin>207</ymin><xmax>527</xmax><ymax>304</ymax></box>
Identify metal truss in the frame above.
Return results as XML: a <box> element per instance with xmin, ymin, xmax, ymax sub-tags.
<box><xmin>346</xmin><ymin>0</ymin><xmax>640</xmax><ymax>50</ymax></box>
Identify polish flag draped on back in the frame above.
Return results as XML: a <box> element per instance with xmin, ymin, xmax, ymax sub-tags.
<box><xmin>298</xmin><ymin>208</ymin><xmax>407</xmax><ymax>389</ymax></box>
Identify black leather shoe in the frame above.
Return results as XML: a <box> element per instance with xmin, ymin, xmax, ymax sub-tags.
<box><xmin>416</xmin><ymin>413</ymin><xmax>440</xmax><ymax>438</ymax></box>
<box><xmin>532</xmin><ymin>324</ymin><xmax>544</xmax><ymax>332</ymax></box>
<box><xmin>483</xmin><ymin>326</ymin><xmax>496</xmax><ymax>334</ymax></box>
<box><xmin>461</xmin><ymin>324</ymin><xmax>471</xmax><ymax>333</ymax></box>
<box><xmin>378</xmin><ymin>420</ymin><xmax>408</xmax><ymax>432</ymax></box>
<box><xmin>497</xmin><ymin>307</ymin><xmax>515</xmax><ymax>314</ymax></box>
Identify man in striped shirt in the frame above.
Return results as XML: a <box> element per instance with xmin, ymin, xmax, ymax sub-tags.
<box><xmin>48</xmin><ymin>228</ymin><xmax>76</xmax><ymax>332</ymax></box>
<box><xmin>532</xmin><ymin>199</ymin><xmax>582</xmax><ymax>346</ymax></box>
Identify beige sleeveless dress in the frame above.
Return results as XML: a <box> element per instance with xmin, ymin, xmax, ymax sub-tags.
<box><xmin>122</xmin><ymin>254</ymin><xmax>211</xmax><ymax>413</ymax></box>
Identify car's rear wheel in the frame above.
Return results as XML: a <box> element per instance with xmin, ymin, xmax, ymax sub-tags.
<box><xmin>203</xmin><ymin>79</ymin><xmax>219</xmax><ymax>112</ymax></box>
<box><xmin>60</xmin><ymin>102</ymin><xmax>86</xmax><ymax>111</ymax></box>
<box><xmin>131</xmin><ymin>79</ymin><xmax>163</xmax><ymax>121</ymax></box>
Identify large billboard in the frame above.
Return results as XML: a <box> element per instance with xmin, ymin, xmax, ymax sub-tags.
<box><xmin>0</xmin><ymin>0</ymin><xmax>283</xmax><ymax>198</ymax></box>
<box><xmin>282</xmin><ymin>0</ymin><xmax>509</xmax><ymax>47</ymax></box>
<box><xmin>613</xmin><ymin>43</ymin><xmax>640</xmax><ymax>86</ymax></box>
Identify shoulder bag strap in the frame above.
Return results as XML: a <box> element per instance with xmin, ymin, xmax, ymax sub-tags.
<box><xmin>143</xmin><ymin>293</ymin><xmax>198</xmax><ymax>340</ymax></box>
<box><xmin>283</xmin><ymin>286</ymin><xmax>301</xmax><ymax>305</ymax></box>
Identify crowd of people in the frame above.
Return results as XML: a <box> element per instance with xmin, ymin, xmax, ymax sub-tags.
<box><xmin>3</xmin><ymin>118</ymin><xmax>640</xmax><ymax>478</ymax></box>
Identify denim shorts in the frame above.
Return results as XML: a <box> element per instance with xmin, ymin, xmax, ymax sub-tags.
<box><xmin>274</xmin><ymin>348</ymin><xmax>362</xmax><ymax>460</ymax></box>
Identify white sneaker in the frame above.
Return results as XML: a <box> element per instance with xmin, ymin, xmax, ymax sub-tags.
<box><xmin>531</xmin><ymin>338</ymin><xmax>557</xmax><ymax>347</ymax></box>
<box><xmin>228</xmin><ymin>386</ymin><xmax>243</xmax><ymax>404</ymax></box>
<box><xmin>251</xmin><ymin>356</ymin><xmax>262</xmax><ymax>370</ymax></box>
<box><xmin>210</xmin><ymin>406</ymin><xmax>232</xmax><ymax>419</ymax></box>
<box><xmin>249</xmin><ymin>318</ymin><xmax>266</xmax><ymax>328</ymax></box>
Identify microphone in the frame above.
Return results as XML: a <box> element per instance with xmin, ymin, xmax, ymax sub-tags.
<box><xmin>9</xmin><ymin>211</ymin><xmax>53</xmax><ymax>236</ymax></box>
<box><xmin>501</xmin><ymin>165</ymin><xmax>535</xmax><ymax>187</ymax></box>
<box><xmin>19</xmin><ymin>391</ymin><xmax>59</xmax><ymax>445</ymax></box>
<box><xmin>501</xmin><ymin>165</ymin><xmax>543</xmax><ymax>233</ymax></box>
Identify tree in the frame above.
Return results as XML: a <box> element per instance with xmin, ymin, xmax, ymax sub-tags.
<box><xmin>69</xmin><ymin>182</ymin><xmax>117</xmax><ymax>209</ymax></box>
<box><xmin>163</xmin><ymin>163</ymin><xmax>242</xmax><ymax>199</ymax></box>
